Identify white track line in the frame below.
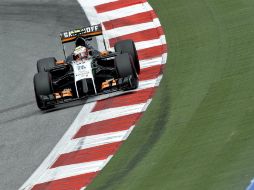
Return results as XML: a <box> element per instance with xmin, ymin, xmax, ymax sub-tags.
<box><xmin>59</xmin><ymin>129</ymin><xmax>133</xmax><ymax>154</ymax></box>
<box><xmin>36</xmin><ymin>158</ymin><xmax>112</xmax><ymax>185</ymax></box>
<box><xmin>140</xmin><ymin>53</ymin><xmax>167</xmax><ymax>69</ymax></box>
<box><xmin>105</xmin><ymin>19</ymin><xmax>161</xmax><ymax>39</ymax></box>
<box><xmin>135</xmin><ymin>36</ymin><xmax>167</xmax><ymax>50</ymax></box>
<box><xmin>85</xmin><ymin>102</ymin><xmax>147</xmax><ymax>124</ymax></box>
<box><xmin>98</xmin><ymin>2</ymin><xmax>153</xmax><ymax>22</ymax></box>
<box><xmin>138</xmin><ymin>75</ymin><xmax>163</xmax><ymax>90</ymax></box>
<box><xmin>108</xmin><ymin>35</ymin><xmax>166</xmax><ymax>52</ymax></box>
<box><xmin>81</xmin><ymin>0</ymin><xmax>118</xmax><ymax>7</ymax></box>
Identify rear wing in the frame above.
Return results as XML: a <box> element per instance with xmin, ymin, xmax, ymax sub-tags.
<box><xmin>60</xmin><ymin>24</ymin><xmax>103</xmax><ymax>44</ymax></box>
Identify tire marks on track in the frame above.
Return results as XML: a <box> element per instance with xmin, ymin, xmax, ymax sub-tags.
<box><xmin>0</xmin><ymin>103</ymin><xmax>39</xmax><ymax>126</ymax></box>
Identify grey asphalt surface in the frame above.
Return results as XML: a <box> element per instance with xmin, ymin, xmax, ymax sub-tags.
<box><xmin>0</xmin><ymin>1</ymin><xmax>91</xmax><ymax>189</ymax></box>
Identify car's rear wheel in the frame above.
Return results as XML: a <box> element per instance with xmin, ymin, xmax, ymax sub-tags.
<box><xmin>114</xmin><ymin>39</ymin><xmax>140</xmax><ymax>74</ymax></box>
<box><xmin>34</xmin><ymin>72</ymin><xmax>53</xmax><ymax>110</ymax></box>
<box><xmin>37</xmin><ymin>57</ymin><xmax>56</xmax><ymax>72</ymax></box>
<box><xmin>115</xmin><ymin>53</ymin><xmax>138</xmax><ymax>90</ymax></box>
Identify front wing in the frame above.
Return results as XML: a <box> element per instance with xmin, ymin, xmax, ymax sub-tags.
<box><xmin>39</xmin><ymin>76</ymin><xmax>136</xmax><ymax>110</ymax></box>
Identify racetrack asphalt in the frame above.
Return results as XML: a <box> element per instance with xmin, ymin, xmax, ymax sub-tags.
<box><xmin>0</xmin><ymin>1</ymin><xmax>92</xmax><ymax>189</ymax></box>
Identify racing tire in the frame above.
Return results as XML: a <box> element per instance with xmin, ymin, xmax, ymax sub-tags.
<box><xmin>37</xmin><ymin>57</ymin><xmax>56</xmax><ymax>72</ymax></box>
<box><xmin>115</xmin><ymin>53</ymin><xmax>138</xmax><ymax>90</ymax></box>
<box><xmin>114</xmin><ymin>39</ymin><xmax>140</xmax><ymax>74</ymax></box>
<box><xmin>33</xmin><ymin>72</ymin><xmax>53</xmax><ymax>110</ymax></box>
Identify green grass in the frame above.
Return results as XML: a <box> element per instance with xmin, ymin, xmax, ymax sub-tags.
<box><xmin>87</xmin><ymin>0</ymin><xmax>254</xmax><ymax>189</ymax></box>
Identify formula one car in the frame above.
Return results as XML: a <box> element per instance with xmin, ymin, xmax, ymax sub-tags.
<box><xmin>33</xmin><ymin>24</ymin><xmax>140</xmax><ymax>110</ymax></box>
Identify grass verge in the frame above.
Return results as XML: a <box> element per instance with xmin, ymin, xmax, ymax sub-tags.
<box><xmin>87</xmin><ymin>0</ymin><xmax>254</xmax><ymax>189</ymax></box>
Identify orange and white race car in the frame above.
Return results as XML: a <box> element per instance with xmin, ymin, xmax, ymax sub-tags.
<box><xmin>33</xmin><ymin>24</ymin><xmax>140</xmax><ymax>110</ymax></box>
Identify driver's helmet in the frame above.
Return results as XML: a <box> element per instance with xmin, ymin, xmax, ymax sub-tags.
<box><xmin>73</xmin><ymin>46</ymin><xmax>89</xmax><ymax>60</ymax></box>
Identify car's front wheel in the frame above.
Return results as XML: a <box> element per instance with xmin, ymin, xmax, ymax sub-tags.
<box><xmin>33</xmin><ymin>72</ymin><xmax>53</xmax><ymax>110</ymax></box>
<box><xmin>114</xmin><ymin>39</ymin><xmax>140</xmax><ymax>74</ymax></box>
<box><xmin>37</xmin><ymin>57</ymin><xmax>56</xmax><ymax>72</ymax></box>
<box><xmin>115</xmin><ymin>53</ymin><xmax>138</xmax><ymax>90</ymax></box>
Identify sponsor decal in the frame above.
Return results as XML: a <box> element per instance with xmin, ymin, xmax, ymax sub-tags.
<box><xmin>60</xmin><ymin>25</ymin><xmax>101</xmax><ymax>40</ymax></box>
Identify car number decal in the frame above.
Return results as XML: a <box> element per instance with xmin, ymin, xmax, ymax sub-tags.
<box><xmin>73</xmin><ymin>60</ymin><xmax>93</xmax><ymax>81</ymax></box>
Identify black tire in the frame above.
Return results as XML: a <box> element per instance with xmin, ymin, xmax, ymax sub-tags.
<box><xmin>33</xmin><ymin>72</ymin><xmax>53</xmax><ymax>110</ymax></box>
<box><xmin>37</xmin><ymin>57</ymin><xmax>56</xmax><ymax>72</ymax></box>
<box><xmin>115</xmin><ymin>53</ymin><xmax>138</xmax><ymax>89</ymax></box>
<box><xmin>114</xmin><ymin>39</ymin><xmax>140</xmax><ymax>74</ymax></box>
